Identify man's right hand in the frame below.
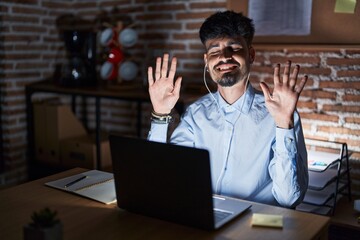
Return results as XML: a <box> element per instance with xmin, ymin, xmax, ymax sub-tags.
<box><xmin>148</xmin><ymin>53</ymin><xmax>182</xmax><ymax>114</ymax></box>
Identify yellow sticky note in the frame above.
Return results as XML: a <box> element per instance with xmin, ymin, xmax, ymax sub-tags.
<box><xmin>334</xmin><ymin>0</ymin><xmax>357</xmax><ymax>13</ymax></box>
<box><xmin>252</xmin><ymin>213</ymin><xmax>283</xmax><ymax>228</ymax></box>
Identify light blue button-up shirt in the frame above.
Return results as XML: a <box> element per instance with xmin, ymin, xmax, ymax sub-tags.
<box><xmin>148</xmin><ymin>84</ymin><xmax>308</xmax><ymax>208</ymax></box>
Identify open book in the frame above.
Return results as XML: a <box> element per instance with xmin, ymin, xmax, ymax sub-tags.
<box><xmin>45</xmin><ymin>170</ymin><xmax>117</xmax><ymax>204</ymax></box>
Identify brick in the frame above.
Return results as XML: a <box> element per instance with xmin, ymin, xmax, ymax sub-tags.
<box><xmin>338</xmin><ymin>70</ymin><xmax>360</xmax><ymax>78</ymax></box>
<box><xmin>351</xmin><ymin>152</ymin><xmax>360</xmax><ymax>160</ymax></box>
<box><xmin>297</xmin><ymin>101</ymin><xmax>317</xmax><ymax>109</ymax></box>
<box><xmin>12</xmin><ymin>6</ymin><xmax>46</xmax><ymax>15</ymax></box>
<box><xmin>345</xmin><ymin>117</ymin><xmax>360</xmax><ymax>124</ymax></box>
<box><xmin>136</xmin><ymin>13</ymin><xmax>172</xmax><ymax>21</ymax></box>
<box><xmin>300</xmin><ymin>67</ymin><xmax>332</xmax><ymax>76</ymax></box>
<box><xmin>0</xmin><ymin>4</ymin><xmax>9</xmax><ymax>11</ymax></box>
<box><xmin>148</xmin><ymin>43</ymin><xmax>186</xmax><ymax>50</ymax></box>
<box><xmin>343</xmin><ymin>94</ymin><xmax>360</xmax><ymax>102</ymax></box>
<box><xmin>148</xmin><ymin>3</ymin><xmax>186</xmax><ymax>11</ymax></box>
<box><xmin>72</xmin><ymin>1</ymin><xmax>97</xmax><ymax>8</ymax></box>
<box><xmin>319</xmin><ymin>81</ymin><xmax>360</xmax><ymax>89</ymax></box>
<box><xmin>173</xmin><ymin>32</ymin><xmax>198</xmax><ymax>40</ymax></box>
<box><xmin>322</xmin><ymin>104</ymin><xmax>360</xmax><ymax>113</ymax></box>
<box><xmin>1</xmin><ymin>0</ymin><xmax>37</xmax><ymax>4</ymax></box>
<box><xmin>42</xmin><ymin>1</ymin><xmax>72</xmax><ymax>8</ymax></box>
<box><xmin>176</xmin><ymin>11</ymin><xmax>215</xmax><ymax>20</ymax></box>
<box><xmin>99</xmin><ymin>0</ymin><xmax>131</xmax><ymax>7</ymax></box>
<box><xmin>345</xmin><ymin>49</ymin><xmax>360</xmax><ymax>55</ymax></box>
<box><xmin>4</xmin><ymin>35</ymin><xmax>40</xmax><ymax>42</ymax></box>
<box><xmin>318</xmin><ymin>126</ymin><xmax>360</xmax><ymax>136</ymax></box>
<box><xmin>176</xmin><ymin>52</ymin><xmax>204</xmax><ymax>61</ymax></box>
<box><xmin>2</xmin><ymin>15</ymin><xmax>39</xmax><ymax>24</ymax></box>
<box><xmin>16</xmin><ymin>62</ymin><xmax>49</xmax><ymax>69</ymax></box>
<box><xmin>12</xmin><ymin>26</ymin><xmax>47</xmax><ymax>33</ymax></box>
<box><xmin>269</xmin><ymin>56</ymin><xmax>321</xmax><ymax>65</ymax></box>
<box><xmin>301</xmin><ymin>89</ymin><xmax>337</xmax><ymax>100</ymax></box>
<box><xmin>139</xmin><ymin>32</ymin><xmax>169</xmax><ymax>41</ymax></box>
<box><xmin>251</xmin><ymin>66</ymin><xmax>274</xmax><ymax>74</ymax></box>
<box><xmin>190</xmin><ymin>2</ymin><xmax>226</xmax><ymax>9</ymax></box>
<box><xmin>4</xmin><ymin>71</ymin><xmax>40</xmax><ymax>79</ymax></box>
<box><xmin>183</xmin><ymin>62</ymin><xmax>204</xmax><ymax>69</ymax></box>
<box><xmin>335</xmin><ymin>138</ymin><xmax>360</xmax><ymax>148</ymax></box>
<box><xmin>303</xmin><ymin>133</ymin><xmax>329</xmax><ymax>141</ymax></box>
<box><xmin>327</xmin><ymin>57</ymin><xmax>360</xmax><ymax>66</ymax></box>
<box><xmin>145</xmin><ymin>23</ymin><xmax>182</xmax><ymax>30</ymax></box>
<box><xmin>14</xmin><ymin>44</ymin><xmax>48</xmax><ymax>51</ymax></box>
<box><xmin>299</xmin><ymin>112</ymin><xmax>339</xmax><ymax>122</ymax></box>
<box><xmin>186</xmin><ymin>22</ymin><xmax>203</xmax><ymax>30</ymax></box>
<box><xmin>4</xmin><ymin>53</ymin><xmax>40</xmax><ymax>60</ymax></box>
<box><xmin>189</xmin><ymin>43</ymin><xmax>205</xmax><ymax>50</ymax></box>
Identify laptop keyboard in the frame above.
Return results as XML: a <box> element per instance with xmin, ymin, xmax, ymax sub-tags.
<box><xmin>214</xmin><ymin>209</ymin><xmax>232</xmax><ymax>223</ymax></box>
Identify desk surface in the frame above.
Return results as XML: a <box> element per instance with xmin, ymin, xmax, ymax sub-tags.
<box><xmin>0</xmin><ymin>168</ymin><xmax>330</xmax><ymax>240</ymax></box>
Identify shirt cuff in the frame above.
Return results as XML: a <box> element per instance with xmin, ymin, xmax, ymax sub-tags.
<box><xmin>275</xmin><ymin>127</ymin><xmax>297</xmax><ymax>154</ymax></box>
<box><xmin>147</xmin><ymin>122</ymin><xmax>168</xmax><ymax>143</ymax></box>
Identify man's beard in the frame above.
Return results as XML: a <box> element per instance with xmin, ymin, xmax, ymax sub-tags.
<box><xmin>217</xmin><ymin>69</ymin><xmax>249</xmax><ymax>87</ymax></box>
<box><xmin>217</xmin><ymin>72</ymin><xmax>240</xmax><ymax>87</ymax></box>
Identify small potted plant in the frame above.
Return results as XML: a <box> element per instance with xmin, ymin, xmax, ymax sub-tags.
<box><xmin>23</xmin><ymin>207</ymin><xmax>63</xmax><ymax>240</ymax></box>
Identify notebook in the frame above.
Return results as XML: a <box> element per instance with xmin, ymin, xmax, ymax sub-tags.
<box><xmin>45</xmin><ymin>170</ymin><xmax>117</xmax><ymax>204</ymax></box>
<box><xmin>109</xmin><ymin>135</ymin><xmax>252</xmax><ymax>230</ymax></box>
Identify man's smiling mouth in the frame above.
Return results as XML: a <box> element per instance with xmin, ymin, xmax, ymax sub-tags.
<box><xmin>216</xmin><ymin>64</ymin><xmax>238</xmax><ymax>73</ymax></box>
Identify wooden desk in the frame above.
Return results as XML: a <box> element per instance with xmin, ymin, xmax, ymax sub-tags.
<box><xmin>0</xmin><ymin>168</ymin><xmax>330</xmax><ymax>240</ymax></box>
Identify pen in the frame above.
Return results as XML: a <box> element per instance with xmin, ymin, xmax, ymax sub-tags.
<box><xmin>64</xmin><ymin>175</ymin><xmax>87</xmax><ymax>188</ymax></box>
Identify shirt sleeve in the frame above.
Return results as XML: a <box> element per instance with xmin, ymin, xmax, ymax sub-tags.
<box><xmin>268</xmin><ymin>111</ymin><xmax>308</xmax><ymax>208</ymax></box>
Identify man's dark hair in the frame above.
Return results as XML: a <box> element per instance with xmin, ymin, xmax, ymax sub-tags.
<box><xmin>199</xmin><ymin>11</ymin><xmax>255</xmax><ymax>46</ymax></box>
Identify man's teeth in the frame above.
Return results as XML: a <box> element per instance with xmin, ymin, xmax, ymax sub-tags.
<box><xmin>218</xmin><ymin>66</ymin><xmax>235</xmax><ymax>70</ymax></box>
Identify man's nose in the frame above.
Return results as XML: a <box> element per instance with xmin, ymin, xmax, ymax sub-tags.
<box><xmin>220</xmin><ymin>47</ymin><xmax>233</xmax><ymax>61</ymax></box>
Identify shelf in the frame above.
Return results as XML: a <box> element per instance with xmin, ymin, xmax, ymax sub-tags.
<box><xmin>303</xmin><ymin>183</ymin><xmax>346</xmax><ymax>206</ymax></box>
<box><xmin>296</xmin><ymin>203</ymin><xmax>333</xmax><ymax>216</ymax></box>
<box><xmin>308</xmin><ymin>167</ymin><xmax>349</xmax><ymax>191</ymax></box>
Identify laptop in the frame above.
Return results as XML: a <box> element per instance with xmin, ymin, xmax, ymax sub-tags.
<box><xmin>109</xmin><ymin>135</ymin><xmax>252</xmax><ymax>230</ymax></box>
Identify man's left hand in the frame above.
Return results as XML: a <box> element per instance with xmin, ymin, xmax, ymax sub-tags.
<box><xmin>260</xmin><ymin>60</ymin><xmax>308</xmax><ymax>129</ymax></box>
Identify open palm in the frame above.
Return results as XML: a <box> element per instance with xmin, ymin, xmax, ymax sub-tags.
<box><xmin>148</xmin><ymin>53</ymin><xmax>182</xmax><ymax>114</ymax></box>
<box><xmin>260</xmin><ymin>61</ymin><xmax>308</xmax><ymax>129</ymax></box>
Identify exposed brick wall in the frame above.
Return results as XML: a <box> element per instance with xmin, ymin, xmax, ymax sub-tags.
<box><xmin>0</xmin><ymin>1</ymin><xmax>359</xmax><ymax>196</ymax></box>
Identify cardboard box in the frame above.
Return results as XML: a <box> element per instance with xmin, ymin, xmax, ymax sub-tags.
<box><xmin>60</xmin><ymin>134</ymin><xmax>111</xmax><ymax>169</ymax></box>
<box><xmin>34</xmin><ymin>99</ymin><xmax>87</xmax><ymax>165</ymax></box>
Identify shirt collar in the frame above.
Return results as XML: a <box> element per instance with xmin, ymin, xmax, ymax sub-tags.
<box><xmin>215</xmin><ymin>84</ymin><xmax>255</xmax><ymax>114</ymax></box>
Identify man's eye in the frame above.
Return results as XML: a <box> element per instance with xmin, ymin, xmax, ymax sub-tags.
<box><xmin>232</xmin><ymin>47</ymin><xmax>242</xmax><ymax>52</ymax></box>
<box><xmin>208</xmin><ymin>51</ymin><xmax>220</xmax><ymax>56</ymax></box>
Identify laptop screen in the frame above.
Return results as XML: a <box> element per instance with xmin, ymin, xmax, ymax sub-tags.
<box><xmin>109</xmin><ymin>135</ymin><xmax>216</xmax><ymax>229</ymax></box>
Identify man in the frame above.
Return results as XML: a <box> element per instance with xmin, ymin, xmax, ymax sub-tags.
<box><xmin>147</xmin><ymin>11</ymin><xmax>308</xmax><ymax>208</ymax></box>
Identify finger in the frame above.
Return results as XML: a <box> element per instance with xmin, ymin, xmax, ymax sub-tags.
<box><xmin>259</xmin><ymin>82</ymin><xmax>272</xmax><ymax>102</ymax></box>
<box><xmin>290</xmin><ymin>65</ymin><xmax>300</xmax><ymax>89</ymax></box>
<box><xmin>282</xmin><ymin>60</ymin><xmax>291</xmax><ymax>85</ymax></box>
<box><xmin>295</xmin><ymin>75</ymin><xmax>308</xmax><ymax>94</ymax></box>
<box><xmin>161</xmin><ymin>53</ymin><xmax>169</xmax><ymax>78</ymax></box>
<box><xmin>148</xmin><ymin>67</ymin><xmax>154</xmax><ymax>86</ymax></box>
<box><xmin>168</xmin><ymin>57</ymin><xmax>177</xmax><ymax>81</ymax></box>
<box><xmin>273</xmin><ymin>63</ymin><xmax>280</xmax><ymax>85</ymax></box>
<box><xmin>155</xmin><ymin>57</ymin><xmax>161</xmax><ymax>80</ymax></box>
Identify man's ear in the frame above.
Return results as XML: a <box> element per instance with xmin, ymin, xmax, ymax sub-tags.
<box><xmin>249</xmin><ymin>46</ymin><xmax>255</xmax><ymax>64</ymax></box>
<box><xmin>203</xmin><ymin>53</ymin><xmax>208</xmax><ymax>66</ymax></box>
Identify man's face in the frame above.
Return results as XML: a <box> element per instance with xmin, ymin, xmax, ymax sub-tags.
<box><xmin>204</xmin><ymin>36</ymin><xmax>254</xmax><ymax>87</ymax></box>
